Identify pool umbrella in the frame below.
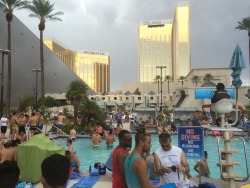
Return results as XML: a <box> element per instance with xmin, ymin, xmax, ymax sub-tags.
<box><xmin>229</xmin><ymin>44</ymin><xmax>246</xmax><ymax>102</ymax></box>
<box><xmin>229</xmin><ymin>44</ymin><xmax>246</xmax><ymax>88</ymax></box>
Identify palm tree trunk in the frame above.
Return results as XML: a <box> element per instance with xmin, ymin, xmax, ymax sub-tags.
<box><xmin>248</xmin><ymin>33</ymin><xmax>250</xmax><ymax>82</ymax></box>
<box><xmin>40</xmin><ymin>30</ymin><xmax>45</xmax><ymax>107</ymax></box>
<box><xmin>158</xmin><ymin>81</ymin><xmax>159</xmax><ymax>94</ymax></box>
<box><xmin>7</xmin><ymin>21</ymin><xmax>11</xmax><ymax>111</ymax></box>
<box><xmin>167</xmin><ymin>81</ymin><xmax>170</xmax><ymax>94</ymax></box>
<box><xmin>74</xmin><ymin>101</ymin><xmax>78</xmax><ymax>125</ymax></box>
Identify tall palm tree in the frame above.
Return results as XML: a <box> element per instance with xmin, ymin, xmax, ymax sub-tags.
<box><xmin>26</xmin><ymin>0</ymin><xmax>63</xmax><ymax>107</ymax></box>
<box><xmin>191</xmin><ymin>75</ymin><xmax>201</xmax><ymax>87</ymax></box>
<box><xmin>236</xmin><ymin>17</ymin><xmax>250</xmax><ymax>65</ymax></box>
<box><xmin>66</xmin><ymin>80</ymin><xmax>88</xmax><ymax>125</ymax></box>
<box><xmin>178</xmin><ymin>76</ymin><xmax>186</xmax><ymax>87</ymax></box>
<box><xmin>203</xmin><ymin>73</ymin><xmax>214</xmax><ymax>83</ymax></box>
<box><xmin>154</xmin><ymin>75</ymin><xmax>161</xmax><ymax>94</ymax></box>
<box><xmin>0</xmin><ymin>0</ymin><xmax>29</xmax><ymax>111</ymax></box>
<box><xmin>164</xmin><ymin>75</ymin><xmax>172</xmax><ymax>94</ymax></box>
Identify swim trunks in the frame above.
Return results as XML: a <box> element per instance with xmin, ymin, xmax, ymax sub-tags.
<box><xmin>106</xmin><ymin>143</ymin><xmax>114</xmax><ymax>149</ymax></box>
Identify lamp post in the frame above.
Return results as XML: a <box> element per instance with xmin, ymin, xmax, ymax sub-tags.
<box><xmin>0</xmin><ymin>49</ymin><xmax>10</xmax><ymax>117</ymax></box>
<box><xmin>32</xmin><ymin>69</ymin><xmax>41</xmax><ymax>109</ymax></box>
<box><xmin>156</xmin><ymin>66</ymin><xmax>167</xmax><ymax>111</ymax></box>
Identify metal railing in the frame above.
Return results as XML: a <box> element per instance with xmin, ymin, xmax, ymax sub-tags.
<box><xmin>45</xmin><ymin>124</ymin><xmax>71</xmax><ymax>139</ymax></box>
<box><xmin>217</xmin><ymin>136</ymin><xmax>249</xmax><ymax>182</ymax></box>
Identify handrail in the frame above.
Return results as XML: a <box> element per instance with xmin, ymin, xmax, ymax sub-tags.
<box><xmin>217</xmin><ymin>136</ymin><xmax>249</xmax><ymax>182</ymax></box>
<box><xmin>26</xmin><ymin>126</ymin><xmax>61</xmax><ymax>146</ymax></box>
<box><xmin>234</xmin><ymin>137</ymin><xmax>249</xmax><ymax>182</ymax></box>
<box><xmin>49</xmin><ymin>124</ymin><xmax>71</xmax><ymax>139</ymax></box>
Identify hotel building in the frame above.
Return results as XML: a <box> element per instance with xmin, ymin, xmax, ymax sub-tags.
<box><xmin>44</xmin><ymin>40</ymin><xmax>110</xmax><ymax>93</ymax></box>
<box><xmin>172</xmin><ymin>1</ymin><xmax>191</xmax><ymax>81</ymax></box>
<box><xmin>138</xmin><ymin>19</ymin><xmax>173</xmax><ymax>82</ymax></box>
<box><xmin>138</xmin><ymin>1</ymin><xmax>190</xmax><ymax>82</ymax></box>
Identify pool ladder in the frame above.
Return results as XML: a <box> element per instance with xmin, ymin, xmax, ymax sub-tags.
<box><xmin>217</xmin><ymin>135</ymin><xmax>249</xmax><ymax>182</ymax></box>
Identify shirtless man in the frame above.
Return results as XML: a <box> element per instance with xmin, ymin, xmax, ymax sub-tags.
<box><xmin>57</xmin><ymin>112</ymin><xmax>65</xmax><ymax>130</ymax></box>
<box><xmin>10</xmin><ymin>112</ymin><xmax>19</xmax><ymax>140</ymax></box>
<box><xmin>29</xmin><ymin>112</ymin><xmax>38</xmax><ymax>137</ymax></box>
<box><xmin>0</xmin><ymin>142</ymin><xmax>17</xmax><ymax>163</ymax></box>
<box><xmin>91</xmin><ymin>130</ymin><xmax>101</xmax><ymax>148</ymax></box>
<box><xmin>70</xmin><ymin>126</ymin><xmax>76</xmax><ymax>141</ymax></box>
<box><xmin>18</xmin><ymin>113</ymin><xmax>26</xmax><ymax>135</ymax></box>
<box><xmin>66</xmin><ymin>139</ymin><xmax>75</xmax><ymax>154</ymax></box>
<box><xmin>194</xmin><ymin>151</ymin><xmax>210</xmax><ymax>177</ymax></box>
<box><xmin>18</xmin><ymin>132</ymin><xmax>26</xmax><ymax>143</ymax></box>
<box><xmin>105</xmin><ymin>129</ymin><xmax>115</xmax><ymax>149</ymax></box>
<box><xmin>115</xmin><ymin>124</ymin><xmax>123</xmax><ymax>136</ymax></box>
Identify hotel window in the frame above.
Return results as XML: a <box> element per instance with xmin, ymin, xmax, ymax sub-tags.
<box><xmin>126</xmin><ymin>97</ymin><xmax>129</xmax><ymax>100</ymax></box>
<box><xmin>138</xmin><ymin>97</ymin><xmax>141</xmax><ymax>100</ymax></box>
<box><xmin>114</xmin><ymin>97</ymin><xmax>117</xmax><ymax>100</ymax></box>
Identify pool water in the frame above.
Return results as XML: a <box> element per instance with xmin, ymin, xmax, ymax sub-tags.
<box><xmin>56</xmin><ymin>135</ymin><xmax>250</xmax><ymax>179</ymax></box>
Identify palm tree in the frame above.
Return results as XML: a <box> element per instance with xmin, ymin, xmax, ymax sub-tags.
<box><xmin>191</xmin><ymin>75</ymin><xmax>201</xmax><ymax>87</ymax></box>
<box><xmin>0</xmin><ymin>0</ymin><xmax>29</xmax><ymax>111</ymax></box>
<box><xmin>178</xmin><ymin>76</ymin><xmax>186</xmax><ymax>87</ymax></box>
<box><xmin>203</xmin><ymin>73</ymin><xmax>214</xmax><ymax>83</ymax></box>
<box><xmin>66</xmin><ymin>80</ymin><xmax>88</xmax><ymax>125</ymax></box>
<box><xmin>164</xmin><ymin>75</ymin><xmax>172</xmax><ymax>94</ymax></box>
<box><xmin>26</xmin><ymin>0</ymin><xmax>64</xmax><ymax>107</ymax></box>
<box><xmin>236</xmin><ymin>17</ymin><xmax>250</xmax><ymax>65</ymax></box>
<box><xmin>154</xmin><ymin>75</ymin><xmax>161</xmax><ymax>94</ymax></box>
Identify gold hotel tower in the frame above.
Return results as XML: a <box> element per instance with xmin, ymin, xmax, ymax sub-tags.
<box><xmin>44</xmin><ymin>40</ymin><xmax>110</xmax><ymax>93</ymax></box>
<box><xmin>138</xmin><ymin>1</ymin><xmax>190</xmax><ymax>82</ymax></box>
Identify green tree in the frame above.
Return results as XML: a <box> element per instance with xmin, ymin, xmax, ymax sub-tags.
<box><xmin>164</xmin><ymin>75</ymin><xmax>172</xmax><ymax>94</ymax></box>
<box><xmin>19</xmin><ymin>95</ymin><xmax>35</xmax><ymax>112</ymax></box>
<box><xmin>44</xmin><ymin>96</ymin><xmax>58</xmax><ymax>107</ymax></box>
<box><xmin>236</xmin><ymin>17</ymin><xmax>250</xmax><ymax>64</ymax></box>
<box><xmin>178</xmin><ymin>76</ymin><xmax>186</xmax><ymax>87</ymax></box>
<box><xmin>26</xmin><ymin>0</ymin><xmax>64</xmax><ymax>107</ymax></box>
<box><xmin>133</xmin><ymin>88</ymin><xmax>141</xmax><ymax>95</ymax></box>
<box><xmin>0</xmin><ymin>0</ymin><xmax>29</xmax><ymax>111</ymax></box>
<box><xmin>79</xmin><ymin>99</ymin><xmax>106</xmax><ymax>126</ymax></box>
<box><xmin>66</xmin><ymin>80</ymin><xmax>88</xmax><ymax>125</ymax></box>
<box><xmin>191</xmin><ymin>75</ymin><xmax>201</xmax><ymax>87</ymax></box>
<box><xmin>203</xmin><ymin>73</ymin><xmax>214</xmax><ymax>83</ymax></box>
<box><xmin>154</xmin><ymin>75</ymin><xmax>161</xmax><ymax>94</ymax></box>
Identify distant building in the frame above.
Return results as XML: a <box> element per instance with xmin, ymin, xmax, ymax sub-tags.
<box><xmin>138</xmin><ymin>1</ymin><xmax>190</xmax><ymax>82</ymax></box>
<box><xmin>44</xmin><ymin>40</ymin><xmax>110</xmax><ymax>93</ymax></box>
<box><xmin>172</xmin><ymin>1</ymin><xmax>191</xmax><ymax>81</ymax></box>
<box><xmin>138</xmin><ymin>19</ymin><xmax>173</xmax><ymax>82</ymax></box>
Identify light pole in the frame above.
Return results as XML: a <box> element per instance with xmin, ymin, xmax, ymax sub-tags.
<box><xmin>0</xmin><ymin>49</ymin><xmax>10</xmax><ymax>117</ymax></box>
<box><xmin>156</xmin><ymin>66</ymin><xmax>167</xmax><ymax>111</ymax></box>
<box><xmin>32</xmin><ymin>69</ymin><xmax>41</xmax><ymax>109</ymax></box>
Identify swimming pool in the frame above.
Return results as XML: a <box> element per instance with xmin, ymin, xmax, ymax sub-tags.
<box><xmin>56</xmin><ymin>135</ymin><xmax>250</xmax><ymax>178</ymax></box>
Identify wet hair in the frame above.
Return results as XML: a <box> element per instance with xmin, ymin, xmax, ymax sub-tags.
<box><xmin>4</xmin><ymin>141</ymin><xmax>12</xmax><ymax>148</ymax></box>
<box><xmin>216</xmin><ymin>83</ymin><xmax>225</xmax><ymax>90</ymax></box>
<box><xmin>135</xmin><ymin>132</ymin><xmax>151</xmax><ymax>146</ymax></box>
<box><xmin>94</xmin><ymin>162</ymin><xmax>101</xmax><ymax>169</ymax></box>
<box><xmin>204</xmin><ymin>151</ymin><xmax>208</xmax><ymax>157</ymax></box>
<box><xmin>109</xmin><ymin>129</ymin><xmax>113</xmax><ymax>134</ymax></box>
<box><xmin>65</xmin><ymin>150</ymin><xmax>71</xmax><ymax>157</ymax></box>
<box><xmin>118</xmin><ymin>130</ymin><xmax>130</xmax><ymax>140</ymax></box>
<box><xmin>41</xmin><ymin>154</ymin><xmax>70</xmax><ymax>187</ymax></box>
<box><xmin>31</xmin><ymin>112</ymin><xmax>35</xmax><ymax>116</ymax></box>
<box><xmin>67</xmin><ymin>139</ymin><xmax>72</xmax><ymax>145</ymax></box>
<box><xmin>0</xmin><ymin>161</ymin><xmax>20</xmax><ymax>188</ymax></box>
<box><xmin>159</xmin><ymin>132</ymin><xmax>171</xmax><ymax>142</ymax></box>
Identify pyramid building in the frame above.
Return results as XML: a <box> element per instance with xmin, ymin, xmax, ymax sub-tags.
<box><xmin>0</xmin><ymin>10</ymin><xmax>95</xmax><ymax>106</ymax></box>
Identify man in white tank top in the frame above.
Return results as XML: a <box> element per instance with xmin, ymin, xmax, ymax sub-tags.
<box><xmin>154</xmin><ymin>132</ymin><xmax>190</xmax><ymax>185</ymax></box>
<box><xmin>1</xmin><ymin>114</ymin><xmax>9</xmax><ymax>139</ymax></box>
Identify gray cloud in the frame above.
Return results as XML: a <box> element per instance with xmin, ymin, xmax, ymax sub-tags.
<box><xmin>14</xmin><ymin>0</ymin><xmax>250</xmax><ymax>90</ymax></box>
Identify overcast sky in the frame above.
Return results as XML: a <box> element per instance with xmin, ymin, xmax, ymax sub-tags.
<box><xmin>15</xmin><ymin>0</ymin><xmax>250</xmax><ymax>91</ymax></box>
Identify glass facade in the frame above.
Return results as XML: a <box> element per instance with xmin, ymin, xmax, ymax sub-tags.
<box><xmin>138</xmin><ymin>20</ymin><xmax>173</xmax><ymax>82</ymax></box>
<box><xmin>172</xmin><ymin>1</ymin><xmax>190</xmax><ymax>81</ymax></box>
<box><xmin>44</xmin><ymin>40</ymin><xmax>110</xmax><ymax>93</ymax></box>
<box><xmin>138</xmin><ymin>1</ymin><xmax>190</xmax><ymax>83</ymax></box>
